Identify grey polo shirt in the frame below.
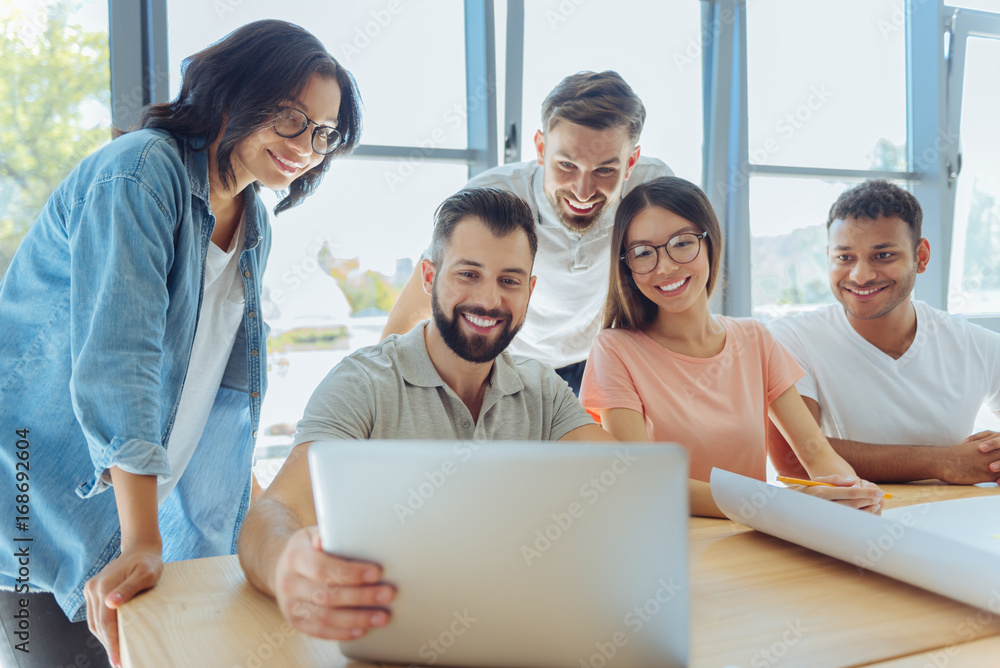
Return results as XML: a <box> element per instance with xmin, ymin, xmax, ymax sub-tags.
<box><xmin>292</xmin><ymin>322</ymin><xmax>595</xmax><ymax>445</ymax></box>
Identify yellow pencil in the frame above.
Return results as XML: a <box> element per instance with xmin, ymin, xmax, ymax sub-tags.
<box><xmin>776</xmin><ymin>475</ymin><xmax>892</xmax><ymax>499</ymax></box>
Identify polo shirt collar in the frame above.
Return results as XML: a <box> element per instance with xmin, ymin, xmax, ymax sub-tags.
<box><xmin>395</xmin><ymin>322</ymin><xmax>525</xmax><ymax>398</ymax></box>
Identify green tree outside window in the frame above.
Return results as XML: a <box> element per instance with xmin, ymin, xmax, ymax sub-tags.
<box><xmin>0</xmin><ymin>0</ymin><xmax>110</xmax><ymax>278</ymax></box>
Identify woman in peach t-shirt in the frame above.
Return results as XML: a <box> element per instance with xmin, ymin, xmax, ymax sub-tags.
<box><xmin>580</xmin><ymin>177</ymin><xmax>884</xmax><ymax>517</ymax></box>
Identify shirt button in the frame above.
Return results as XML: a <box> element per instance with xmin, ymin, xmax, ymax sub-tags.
<box><xmin>248</xmin><ymin>311</ymin><xmax>256</xmax><ymax>319</ymax></box>
<box><xmin>251</xmin><ymin>391</ymin><xmax>259</xmax><ymax>399</ymax></box>
<box><xmin>244</xmin><ymin>270</ymin><xmax>251</xmax><ymax>278</ymax></box>
<box><xmin>252</xmin><ymin>431</ymin><xmax>257</xmax><ymax>438</ymax></box>
<box><xmin>461</xmin><ymin>420</ymin><xmax>471</xmax><ymax>428</ymax></box>
<box><xmin>251</xmin><ymin>349</ymin><xmax>259</xmax><ymax>356</ymax></box>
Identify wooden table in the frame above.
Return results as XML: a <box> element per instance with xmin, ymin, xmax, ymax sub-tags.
<box><xmin>119</xmin><ymin>483</ymin><xmax>1000</xmax><ymax>668</ymax></box>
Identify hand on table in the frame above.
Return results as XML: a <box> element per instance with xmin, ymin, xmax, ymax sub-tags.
<box><xmin>937</xmin><ymin>431</ymin><xmax>1000</xmax><ymax>485</ymax></box>
<box><xmin>83</xmin><ymin>541</ymin><xmax>163</xmax><ymax>668</ymax></box>
<box><xmin>274</xmin><ymin>526</ymin><xmax>395</xmax><ymax>640</ymax></box>
<box><xmin>792</xmin><ymin>475</ymin><xmax>885</xmax><ymax>515</ymax></box>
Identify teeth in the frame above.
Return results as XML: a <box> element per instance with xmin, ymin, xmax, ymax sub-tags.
<box><xmin>658</xmin><ymin>278</ymin><xmax>686</xmax><ymax>292</ymax></box>
<box><xmin>273</xmin><ymin>153</ymin><xmax>303</xmax><ymax>170</ymax></box>
<box><xmin>851</xmin><ymin>287</ymin><xmax>881</xmax><ymax>296</ymax></box>
<box><xmin>566</xmin><ymin>199</ymin><xmax>596</xmax><ymax>210</ymax></box>
<box><xmin>464</xmin><ymin>314</ymin><xmax>498</xmax><ymax>328</ymax></box>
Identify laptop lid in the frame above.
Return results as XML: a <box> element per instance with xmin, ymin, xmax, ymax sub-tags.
<box><xmin>308</xmin><ymin>440</ymin><xmax>689</xmax><ymax>668</ymax></box>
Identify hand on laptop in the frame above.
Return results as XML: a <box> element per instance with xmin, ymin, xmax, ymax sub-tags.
<box><xmin>274</xmin><ymin>526</ymin><xmax>395</xmax><ymax>640</ymax></box>
<box><xmin>793</xmin><ymin>475</ymin><xmax>885</xmax><ymax>515</ymax></box>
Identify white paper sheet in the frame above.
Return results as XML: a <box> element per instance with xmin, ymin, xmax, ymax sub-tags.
<box><xmin>709</xmin><ymin>468</ymin><xmax>1000</xmax><ymax>612</ymax></box>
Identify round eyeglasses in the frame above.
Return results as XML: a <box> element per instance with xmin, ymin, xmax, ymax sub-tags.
<box><xmin>620</xmin><ymin>230</ymin><xmax>708</xmax><ymax>274</ymax></box>
<box><xmin>273</xmin><ymin>107</ymin><xmax>342</xmax><ymax>156</ymax></box>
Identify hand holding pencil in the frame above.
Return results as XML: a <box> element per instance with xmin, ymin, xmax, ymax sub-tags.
<box><xmin>778</xmin><ymin>476</ymin><xmax>893</xmax><ymax>499</ymax></box>
<box><xmin>777</xmin><ymin>474</ymin><xmax>887</xmax><ymax>514</ymax></box>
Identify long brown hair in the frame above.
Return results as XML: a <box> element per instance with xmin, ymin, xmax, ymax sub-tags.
<box><xmin>603</xmin><ymin>177</ymin><xmax>723</xmax><ymax>331</ymax></box>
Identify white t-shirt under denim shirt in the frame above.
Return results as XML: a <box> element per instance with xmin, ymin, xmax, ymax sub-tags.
<box><xmin>159</xmin><ymin>214</ymin><xmax>247</xmax><ymax>503</ymax></box>
<box><xmin>769</xmin><ymin>300</ymin><xmax>1000</xmax><ymax>447</ymax></box>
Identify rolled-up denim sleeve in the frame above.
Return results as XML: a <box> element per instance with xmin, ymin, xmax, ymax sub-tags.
<box><xmin>68</xmin><ymin>169</ymin><xmax>183</xmax><ymax>498</ymax></box>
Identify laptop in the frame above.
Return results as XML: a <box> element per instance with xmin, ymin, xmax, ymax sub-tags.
<box><xmin>308</xmin><ymin>440</ymin><xmax>689</xmax><ymax>667</ymax></box>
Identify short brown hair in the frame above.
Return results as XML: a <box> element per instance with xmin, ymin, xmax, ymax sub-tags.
<box><xmin>603</xmin><ymin>177</ymin><xmax>723</xmax><ymax>331</ymax></box>
<box><xmin>429</xmin><ymin>187</ymin><xmax>538</xmax><ymax>266</ymax></box>
<box><xmin>541</xmin><ymin>71</ymin><xmax>646</xmax><ymax>145</ymax></box>
<box><xmin>827</xmin><ymin>179</ymin><xmax>922</xmax><ymax>247</ymax></box>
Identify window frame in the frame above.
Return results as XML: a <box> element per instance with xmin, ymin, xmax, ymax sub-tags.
<box><xmin>109</xmin><ymin>0</ymin><xmax>501</xmax><ymax>179</ymax></box>
<box><xmin>940</xmin><ymin>6</ymin><xmax>1000</xmax><ymax>329</ymax></box>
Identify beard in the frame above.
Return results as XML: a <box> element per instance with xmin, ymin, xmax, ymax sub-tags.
<box><xmin>431</xmin><ymin>284</ymin><xmax>524</xmax><ymax>364</ymax></box>
<box><xmin>546</xmin><ymin>188</ymin><xmax>609</xmax><ymax>233</ymax></box>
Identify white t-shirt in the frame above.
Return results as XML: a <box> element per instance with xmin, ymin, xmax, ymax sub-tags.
<box><xmin>158</xmin><ymin>216</ymin><xmax>247</xmax><ymax>504</ymax></box>
<box><xmin>769</xmin><ymin>300</ymin><xmax>1000</xmax><ymax>446</ymax></box>
<box><xmin>464</xmin><ymin>157</ymin><xmax>673</xmax><ymax>369</ymax></box>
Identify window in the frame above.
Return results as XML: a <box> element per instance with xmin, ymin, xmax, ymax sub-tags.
<box><xmin>165</xmin><ymin>2</ymin><xmax>478</xmax><ymax>459</ymax></box>
<box><xmin>0</xmin><ymin>0</ymin><xmax>111</xmax><ymax>279</ymax></box>
<box><xmin>518</xmin><ymin>0</ymin><xmax>704</xmax><ymax>182</ymax></box>
<box><xmin>948</xmin><ymin>32</ymin><xmax>1000</xmax><ymax>315</ymax></box>
<box><xmin>745</xmin><ymin>0</ymin><xmax>909</xmax><ymax>319</ymax></box>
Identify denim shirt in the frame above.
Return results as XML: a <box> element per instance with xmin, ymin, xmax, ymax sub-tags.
<box><xmin>0</xmin><ymin>129</ymin><xmax>270</xmax><ymax>621</ymax></box>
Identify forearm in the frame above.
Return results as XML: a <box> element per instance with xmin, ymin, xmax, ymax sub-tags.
<box><xmin>826</xmin><ymin>439</ymin><xmax>940</xmax><ymax>483</ymax></box>
<box><xmin>108</xmin><ymin>467</ymin><xmax>161</xmax><ymax>551</ymax></box>
<box><xmin>238</xmin><ymin>496</ymin><xmax>304</xmax><ymax>597</ymax></box>
<box><xmin>769</xmin><ymin>387</ymin><xmax>857</xmax><ymax>480</ymax></box>
<box><xmin>380</xmin><ymin>268</ymin><xmax>430</xmax><ymax>340</ymax></box>
<box><xmin>689</xmin><ymin>479</ymin><xmax>725</xmax><ymax>519</ymax></box>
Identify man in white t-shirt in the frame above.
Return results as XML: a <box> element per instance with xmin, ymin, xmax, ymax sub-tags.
<box><xmin>768</xmin><ymin>179</ymin><xmax>1000</xmax><ymax>484</ymax></box>
<box><xmin>381</xmin><ymin>71</ymin><xmax>673</xmax><ymax>393</ymax></box>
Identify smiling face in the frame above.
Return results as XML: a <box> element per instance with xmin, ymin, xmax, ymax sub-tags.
<box><xmin>534</xmin><ymin>121</ymin><xmax>640</xmax><ymax>233</ymax></box>
<box><xmin>827</xmin><ymin>215</ymin><xmax>930</xmax><ymax>322</ymax></box>
<box><xmin>424</xmin><ymin>217</ymin><xmax>536</xmax><ymax>364</ymax></box>
<box><xmin>625</xmin><ymin>205</ymin><xmax>711</xmax><ymax>316</ymax></box>
<box><xmin>233</xmin><ymin>72</ymin><xmax>342</xmax><ymax>191</ymax></box>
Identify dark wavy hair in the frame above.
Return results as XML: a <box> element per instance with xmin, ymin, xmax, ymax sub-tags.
<box><xmin>603</xmin><ymin>177</ymin><xmax>723</xmax><ymax>331</ymax></box>
<box><xmin>826</xmin><ymin>179</ymin><xmax>922</xmax><ymax>248</ymax></box>
<box><xmin>139</xmin><ymin>19</ymin><xmax>362</xmax><ymax>215</ymax></box>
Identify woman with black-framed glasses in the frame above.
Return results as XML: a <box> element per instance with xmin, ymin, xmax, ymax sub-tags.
<box><xmin>579</xmin><ymin>176</ymin><xmax>885</xmax><ymax>518</ymax></box>
<box><xmin>0</xmin><ymin>19</ymin><xmax>361</xmax><ymax>668</ymax></box>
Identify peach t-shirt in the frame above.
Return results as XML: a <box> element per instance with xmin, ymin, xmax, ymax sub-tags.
<box><xmin>580</xmin><ymin>317</ymin><xmax>803</xmax><ymax>482</ymax></box>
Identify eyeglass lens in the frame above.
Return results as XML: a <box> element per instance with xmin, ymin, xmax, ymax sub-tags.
<box><xmin>273</xmin><ymin>108</ymin><xmax>342</xmax><ymax>155</ymax></box>
<box><xmin>624</xmin><ymin>233</ymin><xmax>702</xmax><ymax>274</ymax></box>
